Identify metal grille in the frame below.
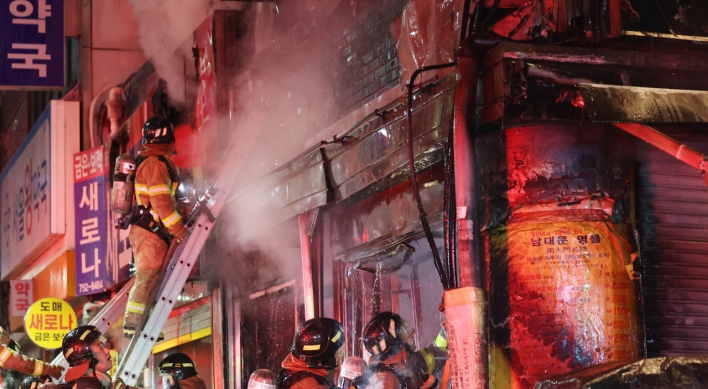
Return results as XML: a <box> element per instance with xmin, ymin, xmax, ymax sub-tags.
<box><xmin>638</xmin><ymin>128</ymin><xmax>708</xmax><ymax>356</ymax></box>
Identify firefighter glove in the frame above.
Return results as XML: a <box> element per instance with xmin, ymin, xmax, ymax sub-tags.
<box><xmin>172</xmin><ymin>223</ymin><xmax>188</xmax><ymax>243</ymax></box>
<box><xmin>46</xmin><ymin>365</ymin><xmax>64</xmax><ymax>379</ymax></box>
<box><xmin>111</xmin><ymin>378</ymin><xmax>128</xmax><ymax>389</ymax></box>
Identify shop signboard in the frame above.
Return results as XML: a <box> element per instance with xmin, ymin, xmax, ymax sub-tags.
<box><xmin>10</xmin><ymin>280</ymin><xmax>33</xmax><ymax>317</ymax></box>
<box><xmin>24</xmin><ymin>297</ymin><xmax>76</xmax><ymax>349</ymax></box>
<box><xmin>0</xmin><ymin>103</ymin><xmax>72</xmax><ymax>279</ymax></box>
<box><xmin>0</xmin><ymin>0</ymin><xmax>65</xmax><ymax>89</ymax></box>
<box><xmin>73</xmin><ymin>146</ymin><xmax>108</xmax><ymax>295</ymax></box>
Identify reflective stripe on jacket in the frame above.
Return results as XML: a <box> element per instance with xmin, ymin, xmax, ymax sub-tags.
<box><xmin>133</xmin><ymin>147</ymin><xmax>183</xmax><ymax>236</ymax></box>
<box><xmin>0</xmin><ymin>326</ymin><xmax>53</xmax><ymax>376</ymax></box>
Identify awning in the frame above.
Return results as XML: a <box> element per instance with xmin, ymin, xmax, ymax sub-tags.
<box><xmin>578</xmin><ymin>84</ymin><xmax>708</xmax><ymax>123</ymax></box>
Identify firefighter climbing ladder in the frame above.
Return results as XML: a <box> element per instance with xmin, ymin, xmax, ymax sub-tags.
<box><xmin>51</xmin><ymin>132</ymin><xmax>245</xmax><ymax>386</ymax></box>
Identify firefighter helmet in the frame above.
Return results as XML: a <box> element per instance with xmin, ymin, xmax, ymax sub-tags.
<box><xmin>291</xmin><ymin>318</ymin><xmax>345</xmax><ymax>369</ymax></box>
<box><xmin>363</xmin><ymin>312</ymin><xmax>405</xmax><ymax>361</ymax></box>
<box><xmin>337</xmin><ymin>356</ymin><xmax>367</xmax><ymax>389</ymax></box>
<box><xmin>142</xmin><ymin>116</ymin><xmax>174</xmax><ymax>145</ymax></box>
<box><xmin>62</xmin><ymin>326</ymin><xmax>103</xmax><ymax>367</ymax></box>
<box><xmin>247</xmin><ymin>369</ymin><xmax>277</xmax><ymax>389</ymax></box>
<box><xmin>158</xmin><ymin>353</ymin><xmax>197</xmax><ymax>380</ymax></box>
<box><xmin>20</xmin><ymin>377</ymin><xmax>44</xmax><ymax>389</ymax></box>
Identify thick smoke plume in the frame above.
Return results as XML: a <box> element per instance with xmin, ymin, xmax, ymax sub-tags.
<box><xmin>128</xmin><ymin>0</ymin><xmax>213</xmax><ymax>105</ymax></box>
<box><xmin>203</xmin><ymin>1</ymin><xmax>354</xmax><ymax>292</ymax></box>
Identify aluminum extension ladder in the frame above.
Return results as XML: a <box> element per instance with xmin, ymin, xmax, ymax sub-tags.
<box><xmin>51</xmin><ymin>132</ymin><xmax>244</xmax><ymax>387</ymax></box>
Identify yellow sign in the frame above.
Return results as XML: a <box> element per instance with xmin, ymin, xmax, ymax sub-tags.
<box><xmin>24</xmin><ymin>297</ymin><xmax>77</xmax><ymax>349</ymax></box>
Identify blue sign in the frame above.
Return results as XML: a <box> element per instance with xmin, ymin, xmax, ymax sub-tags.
<box><xmin>0</xmin><ymin>0</ymin><xmax>64</xmax><ymax>89</ymax></box>
<box><xmin>73</xmin><ymin>147</ymin><xmax>108</xmax><ymax>296</ymax></box>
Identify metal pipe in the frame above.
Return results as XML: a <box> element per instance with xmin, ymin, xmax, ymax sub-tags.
<box><xmin>460</xmin><ymin>0</ymin><xmax>472</xmax><ymax>43</ymax></box>
<box><xmin>407</xmin><ymin>62</ymin><xmax>457</xmax><ymax>290</ymax></box>
<box><xmin>453</xmin><ymin>43</ymin><xmax>483</xmax><ymax>288</ymax></box>
<box><xmin>612</xmin><ymin>123</ymin><xmax>708</xmax><ymax>184</ymax></box>
<box><xmin>298</xmin><ymin>213</ymin><xmax>316</xmax><ymax>320</ymax></box>
<box><xmin>312</xmin><ymin>217</ymin><xmax>324</xmax><ymax>318</ymax></box>
<box><xmin>411</xmin><ymin>264</ymin><xmax>424</xmax><ymax>349</ymax></box>
<box><xmin>211</xmin><ymin>287</ymin><xmax>225</xmax><ymax>389</ymax></box>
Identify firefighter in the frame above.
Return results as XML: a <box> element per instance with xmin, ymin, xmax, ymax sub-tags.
<box><xmin>247</xmin><ymin>369</ymin><xmax>277</xmax><ymax>389</ymax></box>
<box><xmin>415</xmin><ymin>324</ymin><xmax>448</xmax><ymax>385</ymax></box>
<box><xmin>20</xmin><ymin>376</ymin><xmax>45</xmax><ymax>389</ymax></box>
<box><xmin>158</xmin><ymin>353</ymin><xmax>206</xmax><ymax>389</ymax></box>
<box><xmin>0</xmin><ymin>327</ymin><xmax>63</xmax><ymax>378</ymax></box>
<box><xmin>60</xmin><ymin>326</ymin><xmax>114</xmax><ymax>389</ymax></box>
<box><xmin>394</xmin><ymin>317</ymin><xmax>448</xmax><ymax>384</ymax></box>
<box><xmin>123</xmin><ymin>116</ymin><xmax>188</xmax><ymax>338</ymax></box>
<box><xmin>278</xmin><ymin>318</ymin><xmax>345</xmax><ymax>389</ymax></box>
<box><xmin>360</xmin><ymin>312</ymin><xmax>436</xmax><ymax>389</ymax></box>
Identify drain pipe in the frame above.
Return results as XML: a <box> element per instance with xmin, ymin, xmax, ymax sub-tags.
<box><xmin>443</xmin><ymin>36</ymin><xmax>504</xmax><ymax>389</ymax></box>
<box><xmin>453</xmin><ymin>42</ymin><xmax>482</xmax><ymax>289</ymax></box>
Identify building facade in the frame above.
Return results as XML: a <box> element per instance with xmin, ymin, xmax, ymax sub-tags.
<box><xmin>2</xmin><ymin>1</ymin><xmax>708</xmax><ymax>389</ymax></box>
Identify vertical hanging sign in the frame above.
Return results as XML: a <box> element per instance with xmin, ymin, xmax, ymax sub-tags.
<box><xmin>0</xmin><ymin>0</ymin><xmax>65</xmax><ymax>89</ymax></box>
<box><xmin>73</xmin><ymin>146</ymin><xmax>107</xmax><ymax>295</ymax></box>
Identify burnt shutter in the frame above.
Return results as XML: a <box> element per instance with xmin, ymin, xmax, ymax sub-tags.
<box><xmin>638</xmin><ymin>127</ymin><xmax>708</xmax><ymax>356</ymax></box>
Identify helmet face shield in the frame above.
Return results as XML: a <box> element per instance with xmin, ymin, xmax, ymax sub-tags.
<box><xmin>161</xmin><ymin>375</ymin><xmax>181</xmax><ymax>389</ymax></box>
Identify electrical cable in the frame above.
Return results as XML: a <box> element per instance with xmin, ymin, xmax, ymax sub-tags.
<box><xmin>407</xmin><ymin>62</ymin><xmax>457</xmax><ymax>290</ymax></box>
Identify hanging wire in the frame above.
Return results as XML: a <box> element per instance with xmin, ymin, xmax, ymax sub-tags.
<box><xmin>406</xmin><ymin>62</ymin><xmax>457</xmax><ymax>290</ymax></box>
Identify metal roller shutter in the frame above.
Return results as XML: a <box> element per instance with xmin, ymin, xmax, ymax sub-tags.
<box><xmin>638</xmin><ymin>128</ymin><xmax>708</xmax><ymax>356</ymax></box>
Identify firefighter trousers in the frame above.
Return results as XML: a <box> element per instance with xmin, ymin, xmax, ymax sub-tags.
<box><xmin>124</xmin><ymin>225</ymin><xmax>169</xmax><ymax>328</ymax></box>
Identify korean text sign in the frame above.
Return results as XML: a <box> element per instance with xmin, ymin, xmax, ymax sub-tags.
<box><xmin>0</xmin><ymin>0</ymin><xmax>64</xmax><ymax>89</ymax></box>
<box><xmin>73</xmin><ymin>147</ymin><xmax>107</xmax><ymax>296</ymax></box>
<box><xmin>10</xmin><ymin>280</ymin><xmax>33</xmax><ymax>317</ymax></box>
<box><xmin>0</xmin><ymin>110</ymin><xmax>51</xmax><ymax>275</ymax></box>
<box><xmin>24</xmin><ymin>297</ymin><xmax>76</xmax><ymax>349</ymax></box>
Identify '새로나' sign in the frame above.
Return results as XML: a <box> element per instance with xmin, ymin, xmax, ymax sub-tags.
<box><xmin>24</xmin><ymin>297</ymin><xmax>76</xmax><ymax>349</ymax></box>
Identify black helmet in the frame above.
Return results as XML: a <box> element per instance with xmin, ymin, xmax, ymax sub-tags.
<box><xmin>20</xmin><ymin>377</ymin><xmax>44</xmax><ymax>389</ymax></box>
<box><xmin>159</xmin><ymin>353</ymin><xmax>197</xmax><ymax>380</ymax></box>
<box><xmin>62</xmin><ymin>325</ymin><xmax>103</xmax><ymax>367</ymax></box>
<box><xmin>363</xmin><ymin>312</ymin><xmax>404</xmax><ymax>361</ymax></box>
<box><xmin>291</xmin><ymin>318</ymin><xmax>344</xmax><ymax>369</ymax></box>
<box><xmin>142</xmin><ymin>116</ymin><xmax>174</xmax><ymax>145</ymax></box>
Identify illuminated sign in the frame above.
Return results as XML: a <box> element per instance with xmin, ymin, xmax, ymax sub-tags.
<box><xmin>24</xmin><ymin>297</ymin><xmax>76</xmax><ymax>349</ymax></box>
<box><xmin>10</xmin><ymin>280</ymin><xmax>33</xmax><ymax>317</ymax></box>
<box><xmin>0</xmin><ymin>0</ymin><xmax>65</xmax><ymax>89</ymax></box>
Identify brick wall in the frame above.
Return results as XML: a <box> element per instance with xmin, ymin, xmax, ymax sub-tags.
<box><xmin>331</xmin><ymin>0</ymin><xmax>408</xmax><ymax>119</ymax></box>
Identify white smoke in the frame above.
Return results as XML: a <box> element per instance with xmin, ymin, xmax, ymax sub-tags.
<box><xmin>128</xmin><ymin>0</ymin><xmax>356</xmax><ymax>289</ymax></box>
<box><xmin>128</xmin><ymin>0</ymin><xmax>213</xmax><ymax>105</ymax></box>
